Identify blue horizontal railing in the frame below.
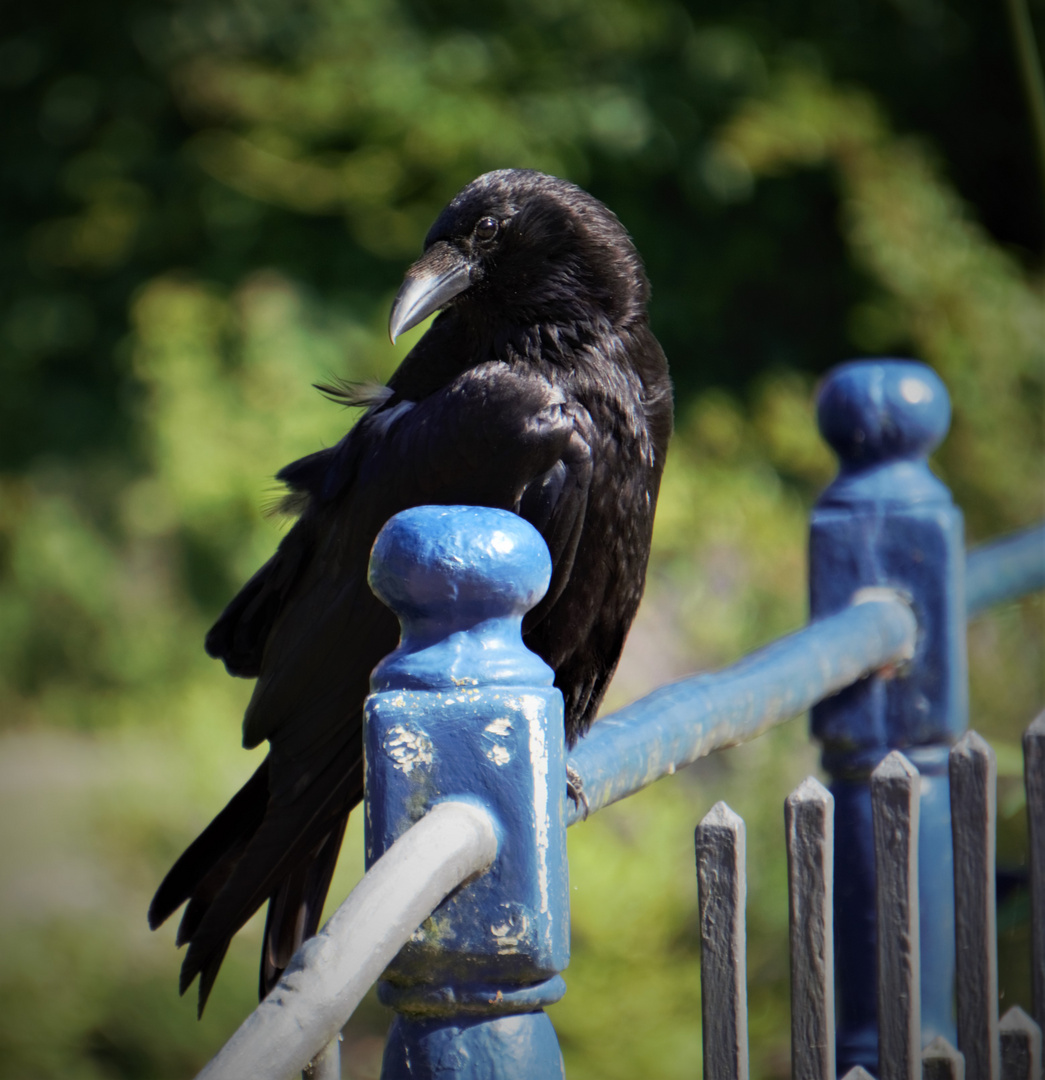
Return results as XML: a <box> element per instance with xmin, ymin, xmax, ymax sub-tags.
<box><xmin>966</xmin><ymin>523</ymin><xmax>1045</xmax><ymax>615</ymax></box>
<box><xmin>564</xmin><ymin>520</ymin><xmax>1044</xmax><ymax>828</ymax></box>
<box><xmin>565</xmin><ymin>592</ymin><xmax>917</xmax><ymax>825</ymax></box>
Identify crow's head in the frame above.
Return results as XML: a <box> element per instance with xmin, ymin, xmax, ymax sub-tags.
<box><xmin>389</xmin><ymin>169</ymin><xmax>650</xmax><ymax>342</ymax></box>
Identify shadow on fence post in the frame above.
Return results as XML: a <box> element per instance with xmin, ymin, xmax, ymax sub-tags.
<box><xmin>810</xmin><ymin>360</ymin><xmax>968</xmax><ymax>1071</ymax></box>
<box><xmin>364</xmin><ymin>505</ymin><xmax>569</xmax><ymax>1080</ymax></box>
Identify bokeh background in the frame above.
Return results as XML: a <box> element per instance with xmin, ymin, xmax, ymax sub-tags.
<box><xmin>1</xmin><ymin>0</ymin><xmax>1043</xmax><ymax>1076</ymax></box>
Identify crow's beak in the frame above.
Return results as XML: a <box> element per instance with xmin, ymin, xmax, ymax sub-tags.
<box><xmin>389</xmin><ymin>242</ymin><xmax>473</xmax><ymax>343</ymax></box>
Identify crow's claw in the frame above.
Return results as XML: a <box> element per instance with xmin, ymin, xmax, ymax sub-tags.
<box><xmin>566</xmin><ymin>763</ymin><xmax>589</xmax><ymax>820</ymax></box>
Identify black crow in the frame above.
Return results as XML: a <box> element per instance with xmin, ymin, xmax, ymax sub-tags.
<box><xmin>149</xmin><ymin>168</ymin><xmax>673</xmax><ymax>1011</ymax></box>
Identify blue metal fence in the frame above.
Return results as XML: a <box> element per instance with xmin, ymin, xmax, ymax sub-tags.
<box><xmin>196</xmin><ymin>359</ymin><xmax>1045</xmax><ymax>1080</ymax></box>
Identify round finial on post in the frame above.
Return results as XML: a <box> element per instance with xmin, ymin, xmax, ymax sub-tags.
<box><xmin>369</xmin><ymin>504</ymin><xmax>553</xmax><ymax>626</ymax></box>
<box><xmin>817</xmin><ymin>361</ymin><xmax>950</xmax><ymax>466</ymax></box>
<box><xmin>815</xmin><ymin>360</ymin><xmax>952</xmax><ymax>508</ymax></box>
<box><xmin>369</xmin><ymin>505</ymin><xmax>555</xmax><ymax>692</ymax></box>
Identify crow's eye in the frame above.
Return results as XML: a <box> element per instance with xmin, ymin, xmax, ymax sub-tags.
<box><xmin>474</xmin><ymin>216</ymin><xmax>499</xmax><ymax>242</ymax></box>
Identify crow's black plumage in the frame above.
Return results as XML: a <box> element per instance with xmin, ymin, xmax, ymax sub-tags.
<box><xmin>149</xmin><ymin>169</ymin><xmax>673</xmax><ymax>1012</ymax></box>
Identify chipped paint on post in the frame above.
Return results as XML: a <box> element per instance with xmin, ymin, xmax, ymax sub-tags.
<box><xmin>384</xmin><ymin>723</ymin><xmax>434</xmax><ymax>774</ymax></box>
<box><xmin>364</xmin><ymin>506</ymin><xmax>569</xmax><ymax>1080</ymax></box>
<box><xmin>490</xmin><ymin>904</ymin><xmax>530</xmax><ymax>955</ymax></box>
<box><xmin>483</xmin><ymin>718</ymin><xmax>513</xmax><ymax>766</ymax></box>
<box><xmin>523</xmin><ymin>693</ymin><xmax>552</xmax><ymax>917</ymax></box>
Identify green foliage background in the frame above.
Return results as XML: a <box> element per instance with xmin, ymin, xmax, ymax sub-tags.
<box><xmin>1</xmin><ymin>0</ymin><xmax>1042</xmax><ymax>1076</ymax></box>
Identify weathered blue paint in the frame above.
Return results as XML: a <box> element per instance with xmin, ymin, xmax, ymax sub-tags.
<box><xmin>811</xmin><ymin>360</ymin><xmax>966</xmax><ymax>1070</ymax></box>
<box><xmin>365</xmin><ymin>505</ymin><xmax>568</xmax><ymax>1080</ymax></box>
<box><xmin>565</xmin><ymin>593</ymin><xmax>917</xmax><ymax>827</ymax></box>
<box><xmin>966</xmin><ymin>522</ymin><xmax>1045</xmax><ymax>616</ymax></box>
<box><xmin>381</xmin><ymin>1013</ymin><xmax>566</xmax><ymax>1077</ymax></box>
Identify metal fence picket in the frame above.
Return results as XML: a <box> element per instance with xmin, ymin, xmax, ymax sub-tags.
<box><xmin>999</xmin><ymin>1007</ymin><xmax>1043</xmax><ymax>1080</ymax></box>
<box><xmin>872</xmin><ymin>751</ymin><xmax>922</xmax><ymax>1080</ymax></box>
<box><xmin>922</xmin><ymin>1037</ymin><xmax>966</xmax><ymax>1080</ymax></box>
<box><xmin>785</xmin><ymin>777</ymin><xmax>836</xmax><ymax>1080</ymax></box>
<box><xmin>950</xmin><ymin>732</ymin><xmax>1000</xmax><ymax>1080</ymax></box>
<box><xmin>695</xmin><ymin>802</ymin><xmax>749</xmax><ymax>1080</ymax></box>
<box><xmin>1025</xmin><ymin>713</ymin><xmax>1045</xmax><ymax>1032</ymax></box>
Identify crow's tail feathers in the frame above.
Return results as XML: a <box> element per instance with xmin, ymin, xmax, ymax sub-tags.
<box><xmin>149</xmin><ymin>762</ymin><xmax>270</xmax><ymax>1014</ymax></box>
<box><xmin>149</xmin><ymin>751</ymin><xmax>357</xmax><ymax>1016</ymax></box>
<box><xmin>259</xmin><ymin>816</ymin><xmax>347</xmax><ymax>999</ymax></box>
<box><xmin>149</xmin><ymin>761</ymin><xmax>270</xmax><ymax>939</ymax></box>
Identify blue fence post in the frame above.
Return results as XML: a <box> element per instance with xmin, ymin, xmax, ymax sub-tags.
<box><xmin>364</xmin><ymin>505</ymin><xmax>570</xmax><ymax>1080</ymax></box>
<box><xmin>810</xmin><ymin>360</ymin><xmax>967</xmax><ymax>1071</ymax></box>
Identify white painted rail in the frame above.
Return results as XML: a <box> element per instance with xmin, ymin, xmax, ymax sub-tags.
<box><xmin>194</xmin><ymin>801</ymin><xmax>498</xmax><ymax>1080</ymax></box>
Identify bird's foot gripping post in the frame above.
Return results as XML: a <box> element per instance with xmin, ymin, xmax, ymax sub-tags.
<box><xmin>811</xmin><ymin>361</ymin><xmax>966</xmax><ymax>1070</ymax></box>
<box><xmin>365</xmin><ymin>506</ymin><xmax>570</xmax><ymax>1080</ymax></box>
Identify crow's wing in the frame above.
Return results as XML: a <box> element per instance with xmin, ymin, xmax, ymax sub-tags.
<box><xmin>168</xmin><ymin>363</ymin><xmax>596</xmax><ymax>1005</ymax></box>
<box><xmin>243</xmin><ymin>363</ymin><xmax>594</xmax><ymax>749</ymax></box>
